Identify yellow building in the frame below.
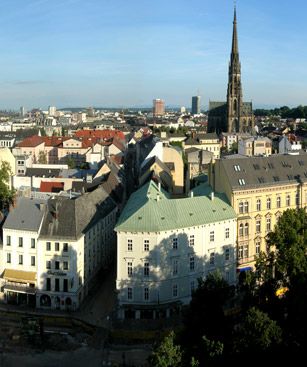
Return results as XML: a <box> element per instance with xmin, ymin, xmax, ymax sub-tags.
<box><xmin>210</xmin><ymin>154</ymin><xmax>307</xmax><ymax>270</ymax></box>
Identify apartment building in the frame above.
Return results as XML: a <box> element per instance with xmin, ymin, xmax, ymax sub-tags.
<box><xmin>210</xmin><ymin>154</ymin><xmax>307</xmax><ymax>270</ymax></box>
<box><xmin>115</xmin><ymin>180</ymin><xmax>237</xmax><ymax>319</ymax></box>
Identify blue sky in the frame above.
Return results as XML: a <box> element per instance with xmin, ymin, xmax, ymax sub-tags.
<box><xmin>0</xmin><ymin>0</ymin><xmax>306</xmax><ymax>110</ymax></box>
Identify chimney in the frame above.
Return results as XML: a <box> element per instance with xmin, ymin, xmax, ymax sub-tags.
<box><xmin>211</xmin><ymin>191</ymin><xmax>215</xmax><ymax>201</ymax></box>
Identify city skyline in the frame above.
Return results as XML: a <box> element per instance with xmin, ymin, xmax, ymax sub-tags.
<box><xmin>0</xmin><ymin>0</ymin><xmax>307</xmax><ymax>109</ymax></box>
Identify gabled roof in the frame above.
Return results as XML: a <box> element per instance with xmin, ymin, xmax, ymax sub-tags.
<box><xmin>115</xmin><ymin>180</ymin><xmax>236</xmax><ymax>232</ymax></box>
<box><xmin>74</xmin><ymin>129</ymin><xmax>125</xmax><ymax>141</ymax></box>
<box><xmin>17</xmin><ymin>135</ymin><xmax>44</xmax><ymax>148</ymax></box>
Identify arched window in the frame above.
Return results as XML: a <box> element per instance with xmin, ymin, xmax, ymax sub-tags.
<box><xmin>286</xmin><ymin>195</ymin><xmax>291</xmax><ymax>206</ymax></box>
<box><xmin>244</xmin><ymin>223</ymin><xmax>249</xmax><ymax>236</ymax></box>
<box><xmin>276</xmin><ymin>196</ymin><xmax>281</xmax><ymax>208</ymax></box>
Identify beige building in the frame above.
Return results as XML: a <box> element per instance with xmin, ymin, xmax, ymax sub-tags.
<box><xmin>238</xmin><ymin>136</ymin><xmax>272</xmax><ymax>157</ymax></box>
<box><xmin>184</xmin><ymin>133</ymin><xmax>220</xmax><ymax>159</ymax></box>
<box><xmin>0</xmin><ymin>147</ymin><xmax>16</xmax><ymax>176</ymax></box>
<box><xmin>210</xmin><ymin>154</ymin><xmax>307</xmax><ymax>270</ymax></box>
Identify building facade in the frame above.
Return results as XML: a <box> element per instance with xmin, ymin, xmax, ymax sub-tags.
<box><xmin>191</xmin><ymin>96</ymin><xmax>201</xmax><ymax>115</ymax></box>
<box><xmin>153</xmin><ymin>99</ymin><xmax>165</xmax><ymax>117</ymax></box>
<box><xmin>210</xmin><ymin>154</ymin><xmax>307</xmax><ymax>270</ymax></box>
<box><xmin>115</xmin><ymin>180</ymin><xmax>237</xmax><ymax>319</ymax></box>
<box><xmin>238</xmin><ymin>136</ymin><xmax>272</xmax><ymax>157</ymax></box>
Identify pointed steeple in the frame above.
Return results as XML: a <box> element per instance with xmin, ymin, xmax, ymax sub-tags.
<box><xmin>231</xmin><ymin>5</ymin><xmax>239</xmax><ymax>58</ymax></box>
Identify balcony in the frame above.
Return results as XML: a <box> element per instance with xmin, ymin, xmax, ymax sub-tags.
<box><xmin>237</xmin><ymin>256</ymin><xmax>255</xmax><ymax>266</ymax></box>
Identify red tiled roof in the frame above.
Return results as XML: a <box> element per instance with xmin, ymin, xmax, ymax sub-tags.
<box><xmin>17</xmin><ymin>135</ymin><xmax>44</xmax><ymax>148</ymax></box>
<box><xmin>40</xmin><ymin>181</ymin><xmax>64</xmax><ymax>193</ymax></box>
<box><xmin>74</xmin><ymin>129</ymin><xmax>125</xmax><ymax>141</ymax></box>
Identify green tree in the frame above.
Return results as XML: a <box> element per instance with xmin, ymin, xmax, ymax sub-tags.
<box><xmin>148</xmin><ymin>331</ymin><xmax>182</xmax><ymax>367</ymax></box>
<box><xmin>233</xmin><ymin>307</ymin><xmax>282</xmax><ymax>353</ymax></box>
<box><xmin>38</xmin><ymin>150</ymin><xmax>47</xmax><ymax>164</ymax></box>
<box><xmin>66</xmin><ymin>156</ymin><xmax>76</xmax><ymax>169</ymax></box>
<box><xmin>0</xmin><ymin>161</ymin><xmax>15</xmax><ymax>209</ymax></box>
<box><xmin>230</xmin><ymin>142</ymin><xmax>238</xmax><ymax>153</ymax></box>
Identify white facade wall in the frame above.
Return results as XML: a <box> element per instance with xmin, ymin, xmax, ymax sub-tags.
<box><xmin>116</xmin><ymin>218</ymin><xmax>237</xmax><ymax>317</ymax></box>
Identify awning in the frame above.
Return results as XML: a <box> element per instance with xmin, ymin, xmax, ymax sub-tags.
<box><xmin>237</xmin><ymin>267</ymin><xmax>252</xmax><ymax>272</ymax></box>
<box><xmin>3</xmin><ymin>269</ymin><xmax>36</xmax><ymax>283</ymax></box>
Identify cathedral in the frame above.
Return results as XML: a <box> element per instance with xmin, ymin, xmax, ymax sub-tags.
<box><xmin>208</xmin><ymin>7</ymin><xmax>254</xmax><ymax>133</ymax></box>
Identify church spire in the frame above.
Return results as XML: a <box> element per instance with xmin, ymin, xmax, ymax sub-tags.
<box><xmin>231</xmin><ymin>5</ymin><xmax>239</xmax><ymax>59</ymax></box>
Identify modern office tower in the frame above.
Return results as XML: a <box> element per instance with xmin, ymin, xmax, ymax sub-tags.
<box><xmin>20</xmin><ymin>106</ymin><xmax>25</xmax><ymax>117</ymax></box>
<box><xmin>48</xmin><ymin>106</ymin><xmax>57</xmax><ymax>117</ymax></box>
<box><xmin>191</xmin><ymin>96</ymin><xmax>201</xmax><ymax>115</ymax></box>
<box><xmin>153</xmin><ymin>99</ymin><xmax>165</xmax><ymax>116</ymax></box>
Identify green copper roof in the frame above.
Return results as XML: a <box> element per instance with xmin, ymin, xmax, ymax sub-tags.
<box><xmin>115</xmin><ymin>181</ymin><xmax>236</xmax><ymax>233</ymax></box>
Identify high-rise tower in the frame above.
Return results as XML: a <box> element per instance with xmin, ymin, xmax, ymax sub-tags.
<box><xmin>208</xmin><ymin>6</ymin><xmax>253</xmax><ymax>133</ymax></box>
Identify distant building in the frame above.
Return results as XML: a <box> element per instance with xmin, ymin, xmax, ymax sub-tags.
<box><xmin>48</xmin><ymin>106</ymin><xmax>57</xmax><ymax>117</ymax></box>
<box><xmin>191</xmin><ymin>96</ymin><xmax>201</xmax><ymax>115</ymax></box>
<box><xmin>238</xmin><ymin>136</ymin><xmax>272</xmax><ymax>157</ymax></box>
<box><xmin>87</xmin><ymin>107</ymin><xmax>95</xmax><ymax>117</ymax></box>
<box><xmin>115</xmin><ymin>180</ymin><xmax>237</xmax><ymax>319</ymax></box>
<box><xmin>184</xmin><ymin>133</ymin><xmax>221</xmax><ymax>159</ymax></box>
<box><xmin>20</xmin><ymin>106</ymin><xmax>25</xmax><ymax>117</ymax></box>
<box><xmin>153</xmin><ymin>99</ymin><xmax>165</xmax><ymax>116</ymax></box>
<box><xmin>279</xmin><ymin>135</ymin><xmax>302</xmax><ymax>154</ymax></box>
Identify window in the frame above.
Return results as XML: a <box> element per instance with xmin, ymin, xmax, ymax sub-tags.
<box><xmin>19</xmin><ymin>254</ymin><xmax>23</xmax><ymax>265</ymax></box>
<box><xmin>239</xmin><ymin>202</ymin><xmax>244</xmax><ymax>214</ymax></box>
<box><xmin>127</xmin><ymin>239</ymin><xmax>133</xmax><ymax>252</ymax></box>
<box><xmin>31</xmin><ymin>256</ymin><xmax>35</xmax><ymax>266</ymax></box>
<box><xmin>243</xmin><ymin>245</ymin><xmax>249</xmax><ymax>258</ymax></box>
<box><xmin>239</xmin><ymin>223</ymin><xmax>244</xmax><ymax>237</ymax></box>
<box><xmin>6</xmin><ymin>236</ymin><xmax>11</xmax><ymax>246</ymax></box>
<box><xmin>31</xmin><ymin>238</ymin><xmax>35</xmax><ymax>249</ymax></box>
<box><xmin>172</xmin><ymin>238</ymin><xmax>178</xmax><ymax>249</ymax></box>
<box><xmin>63</xmin><ymin>279</ymin><xmax>68</xmax><ymax>292</ymax></box>
<box><xmin>234</xmin><ymin>164</ymin><xmax>241</xmax><ymax>172</ymax></box>
<box><xmin>266</xmin><ymin>217</ymin><xmax>271</xmax><ymax>232</ymax></box>
<box><xmin>266</xmin><ymin>198</ymin><xmax>271</xmax><ymax>210</ymax></box>
<box><xmin>238</xmin><ymin>179</ymin><xmax>245</xmax><ymax>186</ymax></box>
<box><xmin>144</xmin><ymin>240</ymin><xmax>149</xmax><ymax>252</ymax></box>
<box><xmin>46</xmin><ymin>242</ymin><xmax>51</xmax><ymax>251</ymax></box>
<box><xmin>286</xmin><ymin>195</ymin><xmax>290</xmax><ymax>206</ymax></box>
<box><xmin>19</xmin><ymin>237</ymin><xmax>23</xmax><ymax>247</ymax></box>
<box><xmin>127</xmin><ymin>287</ymin><xmax>133</xmax><ymax>300</ymax></box>
<box><xmin>63</xmin><ymin>243</ymin><xmax>68</xmax><ymax>252</ymax></box>
<box><xmin>258</xmin><ymin>177</ymin><xmax>265</xmax><ymax>184</ymax></box>
<box><xmin>209</xmin><ymin>252</ymin><xmax>215</xmax><ymax>265</ymax></box>
<box><xmin>55</xmin><ymin>242</ymin><xmax>59</xmax><ymax>251</ymax></box>
<box><xmin>127</xmin><ymin>262</ymin><xmax>132</xmax><ymax>277</ymax></box>
<box><xmin>256</xmin><ymin>219</ymin><xmax>261</xmax><ymax>233</ymax></box>
<box><xmin>46</xmin><ymin>278</ymin><xmax>51</xmax><ymax>291</ymax></box>
<box><xmin>210</xmin><ymin>231</ymin><xmax>214</xmax><ymax>242</ymax></box>
<box><xmin>189</xmin><ymin>235</ymin><xmax>195</xmax><ymax>246</ymax></box>
<box><xmin>225</xmin><ymin>228</ymin><xmax>229</xmax><ymax>239</ymax></box>
<box><xmin>144</xmin><ymin>287</ymin><xmax>149</xmax><ymax>301</ymax></box>
<box><xmin>238</xmin><ymin>245</ymin><xmax>243</xmax><ymax>260</ymax></box>
<box><xmin>55</xmin><ymin>278</ymin><xmax>60</xmax><ymax>292</ymax></box>
<box><xmin>256</xmin><ymin>199</ymin><xmax>261</xmax><ymax>211</ymax></box>
<box><xmin>255</xmin><ymin>240</ymin><xmax>261</xmax><ymax>255</ymax></box>
<box><xmin>55</xmin><ymin>261</ymin><xmax>60</xmax><ymax>270</ymax></box>
<box><xmin>63</xmin><ymin>261</ymin><xmax>68</xmax><ymax>270</ymax></box>
<box><xmin>244</xmin><ymin>223</ymin><xmax>249</xmax><ymax>236</ymax></box>
<box><xmin>173</xmin><ymin>260</ymin><xmax>178</xmax><ymax>275</ymax></box>
<box><xmin>46</xmin><ymin>261</ymin><xmax>51</xmax><ymax>269</ymax></box>
<box><xmin>225</xmin><ymin>248</ymin><xmax>230</xmax><ymax>261</ymax></box>
<box><xmin>244</xmin><ymin>201</ymin><xmax>249</xmax><ymax>213</ymax></box>
<box><xmin>7</xmin><ymin>253</ymin><xmax>11</xmax><ymax>263</ymax></box>
<box><xmin>276</xmin><ymin>196</ymin><xmax>281</xmax><ymax>208</ymax></box>
<box><xmin>144</xmin><ymin>262</ymin><xmax>150</xmax><ymax>277</ymax></box>
<box><xmin>190</xmin><ymin>256</ymin><xmax>195</xmax><ymax>271</ymax></box>
<box><xmin>173</xmin><ymin>284</ymin><xmax>178</xmax><ymax>297</ymax></box>
<box><xmin>296</xmin><ymin>192</ymin><xmax>300</xmax><ymax>206</ymax></box>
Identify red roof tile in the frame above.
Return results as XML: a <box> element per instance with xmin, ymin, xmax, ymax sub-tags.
<box><xmin>74</xmin><ymin>129</ymin><xmax>125</xmax><ymax>141</ymax></box>
<box><xmin>40</xmin><ymin>181</ymin><xmax>64</xmax><ymax>193</ymax></box>
<box><xmin>17</xmin><ymin>135</ymin><xmax>44</xmax><ymax>148</ymax></box>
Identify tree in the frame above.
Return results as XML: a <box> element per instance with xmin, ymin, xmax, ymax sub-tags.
<box><xmin>233</xmin><ymin>307</ymin><xmax>282</xmax><ymax>354</ymax></box>
<box><xmin>66</xmin><ymin>156</ymin><xmax>76</xmax><ymax>169</ymax></box>
<box><xmin>230</xmin><ymin>142</ymin><xmax>238</xmax><ymax>153</ymax></box>
<box><xmin>0</xmin><ymin>161</ymin><xmax>15</xmax><ymax>209</ymax></box>
<box><xmin>38</xmin><ymin>151</ymin><xmax>47</xmax><ymax>164</ymax></box>
<box><xmin>148</xmin><ymin>331</ymin><xmax>182</xmax><ymax>367</ymax></box>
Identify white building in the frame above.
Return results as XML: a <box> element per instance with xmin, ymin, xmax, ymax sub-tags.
<box><xmin>115</xmin><ymin>180</ymin><xmax>237</xmax><ymax>319</ymax></box>
<box><xmin>1</xmin><ymin>188</ymin><xmax>117</xmax><ymax>311</ymax></box>
<box><xmin>48</xmin><ymin>106</ymin><xmax>57</xmax><ymax>117</ymax></box>
<box><xmin>279</xmin><ymin>135</ymin><xmax>302</xmax><ymax>155</ymax></box>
